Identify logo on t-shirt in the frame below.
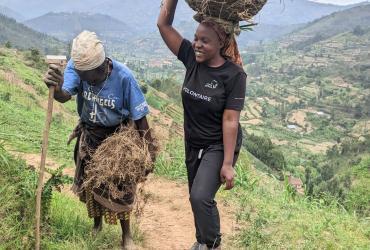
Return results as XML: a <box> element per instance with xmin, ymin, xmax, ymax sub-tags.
<box><xmin>205</xmin><ymin>80</ymin><xmax>218</xmax><ymax>89</ymax></box>
<box><xmin>183</xmin><ymin>87</ymin><xmax>212</xmax><ymax>102</ymax></box>
<box><xmin>135</xmin><ymin>101</ymin><xmax>149</xmax><ymax>112</ymax></box>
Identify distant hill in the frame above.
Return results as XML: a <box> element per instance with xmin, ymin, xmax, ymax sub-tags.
<box><xmin>0</xmin><ymin>5</ymin><xmax>24</xmax><ymax>21</ymax></box>
<box><xmin>0</xmin><ymin>14</ymin><xmax>67</xmax><ymax>54</ymax></box>
<box><xmin>0</xmin><ymin>0</ymin><xmax>194</xmax><ymax>33</ymax></box>
<box><xmin>0</xmin><ymin>0</ymin><xmax>94</xmax><ymax>19</ymax></box>
<box><xmin>256</xmin><ymin>0</ymin><xmax>357</xmax><ymax>25</ymax></box>
<box><xmin>24</xmin><ymin>12</ymin><xmax>133</xmax><ymax>42</ymax></box>
<box><xmin>284</xmin><ymin>4</ymin><xmax>370</xmax><ymax>49</ymax></box>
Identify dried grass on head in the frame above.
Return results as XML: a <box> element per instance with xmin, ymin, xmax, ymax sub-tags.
<box><xmin>186</xmin><ymin>0</ymin><xmax>267</xmax><ymax>23</ymax></box>
<box><xmin>186</xmin><ymin>0</ymin><xmax>267</xmax><ymax>35</ymax></box>
<box><xmin>83</xmin><ymin>125</ymin><xmax>158</xmax><ymax>201</ymax></box>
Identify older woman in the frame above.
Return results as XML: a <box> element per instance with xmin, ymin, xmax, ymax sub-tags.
<box><xmin>44</xmin><ymin>30</ymin><xmax>154</xmax><ymax>249</ymax></box>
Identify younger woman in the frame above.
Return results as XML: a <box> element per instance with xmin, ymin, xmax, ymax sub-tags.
<box><xmin>157</xmin><ymin>1</ymin><xmax>247</xmax><ymax>249</ymax></box>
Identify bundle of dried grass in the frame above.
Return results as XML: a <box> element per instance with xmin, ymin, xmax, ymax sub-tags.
<box><xmin>186</xmin><ymin>0</ymin><xmax>267</xmax><ymax>23</ymax></box>
<box><xmin>83</xmin><ymin>126</ymin><xmax>158</xmax><ymax>202</ymax></box>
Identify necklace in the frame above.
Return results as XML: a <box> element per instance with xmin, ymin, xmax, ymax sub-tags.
<box><xmin>88</xmin><ymin>62</ymin><xmax>111</xmax><ymax>97</ymax></box>
<box><xmin>88</xmin><ymin>63</ymin><xmax>111</xmax><ymax>123</ymax></box>
<box><xmin>89</xmin><ymin>79</ymin><xmax>108</xmax><ymax>97</ymax></box>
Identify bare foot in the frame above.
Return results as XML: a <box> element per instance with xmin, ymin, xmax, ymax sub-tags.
<box><xmin>121</xmin><ymin>236</ymin><xmax>136</xmax><ymax>250</ymax></box>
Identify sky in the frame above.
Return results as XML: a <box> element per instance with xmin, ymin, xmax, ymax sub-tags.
<box><xmin>312</xmin><ymin>0</ymin><xmax>369</xmax><ymax>5</ymax></box>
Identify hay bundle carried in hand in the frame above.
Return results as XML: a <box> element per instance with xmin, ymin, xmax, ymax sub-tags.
<box><xmin>83</xmin><ymin>126</ymin><xmax>158</xmax><ymax>206</ymax></box>
<box><xmin>186</xmin><ymin>0</ymin><xmax>267</xmax><ymax>34</ymax></box>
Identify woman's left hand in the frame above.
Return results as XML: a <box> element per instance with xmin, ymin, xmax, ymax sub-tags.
<box><xmin>220</xmin><ymin>164</ymin><xmax>235</xmax><ymax>190</ymax></box>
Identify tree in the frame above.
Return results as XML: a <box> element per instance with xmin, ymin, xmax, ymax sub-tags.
<box><xmin>4</xmin><ymin>41</ymin><xmax>11</xmax><ymax>48</ymax></box>
<box><xmin>29</xmin><ymin>48</ymin><xmax>41</xmax><ymax>62</ymax></box>
<box><xmin>140</xmin><ymin>84</ymin><xmax>148</xmax><ymax>94</ymax></box>
<box><xmin>353</xmin><ymin>26</ymin><xmax>365</xmax><ymax>36</ymax></box>
<box><xmin>151</xmin><ymin>79</ymin><xmax>162</xmax><ymax>89</ymax></box>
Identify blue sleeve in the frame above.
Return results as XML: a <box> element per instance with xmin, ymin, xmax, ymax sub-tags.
<box><xmin>124</xmin><ymin>74</ymin><xmax>149</xmax><ymax>121</ymax></box>
<box><xmin>62</xmin><ymin>59</ymin><xmax>80</xmax><ymax>96</ymax></box>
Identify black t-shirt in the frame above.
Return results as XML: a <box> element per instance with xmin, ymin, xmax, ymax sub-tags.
<box><xmin>178</xmin><ymin>39</ymin><xmax>247</xmax><ymax>148</ymax></box>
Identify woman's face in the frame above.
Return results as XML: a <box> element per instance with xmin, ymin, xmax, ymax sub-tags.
<box><xmin>192</xmin><ymin>23</ymin><xmax>223</xmax><ymax>64</ymax></box>
<box><xmin>75</xmin><ymin>59</ymin><xmax>108</xmax><ymax>85</ymax></box>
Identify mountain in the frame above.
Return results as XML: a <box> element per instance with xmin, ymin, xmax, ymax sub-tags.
<box><xmin>24</xmin><ymin>12</ymin><xmax>133</xmax><ymax>41</ymax></box>
<box><xmin>0</xmin><ymin>5</ymin><xmax>24</xmax><ymax>21</ymax></box>
<box><xmin>0</xmin><ymin>14</ymin><xmax>67</xmax><ymax>54</ymax></box>
<box><xmin>87</xmin><ymin>0</ymin><xmax>193</xmax><ymax>33</ymax></box>
<box><xmin>0</xmin><ymin>0</ymin><xmax>97</xmax><ymax>19</ymax></box>
<box><xmin>238</xmin><ymin>23</ymin><xmax>305</xmax><ymax>45</ymax></box>
<box><xmin>283</xmin><ymin>4</ymin><xmax>370</xmax><ymax>49</ymax></box>
<box><xmin>0</xmin><ymin>0</ymin><xmax>192</xmax><ymax>32</ymax></box>
<box><xmin>255</xmin><ymin>0</ymin><xmax>358</xmax><ymax>25</ymax></box>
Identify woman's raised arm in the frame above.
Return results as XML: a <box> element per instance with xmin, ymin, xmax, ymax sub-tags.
<box><xmin>157</xmin><ymin>0</ymin><xmax>183</xmax><ymax>56</ymax></box>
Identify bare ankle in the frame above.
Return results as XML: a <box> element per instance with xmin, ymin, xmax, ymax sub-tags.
<box><xmin>93</xmin><ymin>216</ymin><xmax>102</xmax><ymax>230</ymax></box>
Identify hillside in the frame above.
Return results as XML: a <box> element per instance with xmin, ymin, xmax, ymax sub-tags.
<box><xmin>241</xmin><ymin>4</ymin><xmax>370</xmax><ymax>210</ymax></box>
<box><xmin>256</xmin><ymin>0</ymin><xmax>358</xmax><ymax>25</ymax></box>
<box><xmin>0</xmin><ymin>4</ymin><xmax>24</xmax><ymax>21</ymax></box>
<box><xmin>24</xmin><ymin>12</ymin><xmax>134</xmax><ymax>42</ymax></box>
<box><xmin>243</xmin><ymin>4</ymin><xmax>370</xmax><ymax>143</ymax></box>
<box><xmin>0</xmin><ymin>14</ymin><xmax>67</xmax><ymax>54</ymax></box>
<box><xmin>284</xmin><ymin>4</ymin><xmax>370</xmax><ymax>49</ymax></box>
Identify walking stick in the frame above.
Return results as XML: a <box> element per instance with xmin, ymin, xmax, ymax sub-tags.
<box><xmin>35</xmin><ymin>84</ymin><xmax>55</xmax><ymax>250</ymax></box>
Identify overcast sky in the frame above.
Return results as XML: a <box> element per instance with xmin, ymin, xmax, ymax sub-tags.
<box><xmin>311</xmin><ymin>0</ymin><xmax>369</xmax><ymax>5</ymax></box>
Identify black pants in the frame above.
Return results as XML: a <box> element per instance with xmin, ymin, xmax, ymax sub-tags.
<box><xmin>185</xmin><ymin>137</ymin><xmax>242</xmax><ymax>248</ymax></box>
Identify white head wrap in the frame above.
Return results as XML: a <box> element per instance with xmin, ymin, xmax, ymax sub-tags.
<box><xmin>71</xmin><ymin>30</ymin><xmax>106</xmax><ymax>71</ymax></box>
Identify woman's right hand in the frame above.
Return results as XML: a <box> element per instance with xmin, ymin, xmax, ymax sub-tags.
<box><xmin>43</xmin><ymin>64</ymin><xmax>64</xmax><ymax>91</ymax></box>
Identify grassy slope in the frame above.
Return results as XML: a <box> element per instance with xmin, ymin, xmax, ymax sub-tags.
<box><xmin>0</xmin><ymin>47</ymin><xmax>369</xmax><ymax>249</ymax></box>
<box><xmin>0</xmin><ymin>47</ymin><xmax>76</xmax><ymax>164</ymax></box>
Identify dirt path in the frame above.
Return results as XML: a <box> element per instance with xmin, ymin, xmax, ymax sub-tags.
<box><xmin>13</xmin><ymin>152</ymin><xmax>240</xmax><ymax>249</ymax></box>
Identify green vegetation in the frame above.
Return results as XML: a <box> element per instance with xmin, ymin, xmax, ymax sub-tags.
<box><xmin>233</xmin><ymin>162</ymin><xmax>370</xmax><ymax>249</ymax></box>
<box><xmin>303</xmin><ymin>136</ymin><xmax>370</xmax><ymax>216</ymax></box>
<box><xmin>0</xmin><ymin>14</ymin><xmax>67</xmax><ymax>54</ymax></box>
<box><xmin>243</xmin><ymin>132</ymin><xmax>286</xmax><ymax>176</ymax></box>
<box><xmin>0</xmin><ymin>47</ymin><xmax>76</xmax><ymax>164</ymax></box>
<box><xmin>0</xmin><ymin>145</ymin><xmax>37</xmax><ymax>249</ymax></box>
<box><xmin>154</xmin><ymin>139</ymin><xmax>187</xmax><ymax>181</ymax></box>
<box><xmin>149</xmin><ymin>77</ymin><xmax>182</xmax><ymax>105</ymax></box>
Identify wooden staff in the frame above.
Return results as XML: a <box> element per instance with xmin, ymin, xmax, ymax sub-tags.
<box><xmin>34</xmin><ymin>54</ymin><xmax>67</xmax><ymax>250</ymax></box>
<box><xmin>35</xmin><ymin>84</ymin><xmax>55</xmax><ymax>250</ymax></box>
